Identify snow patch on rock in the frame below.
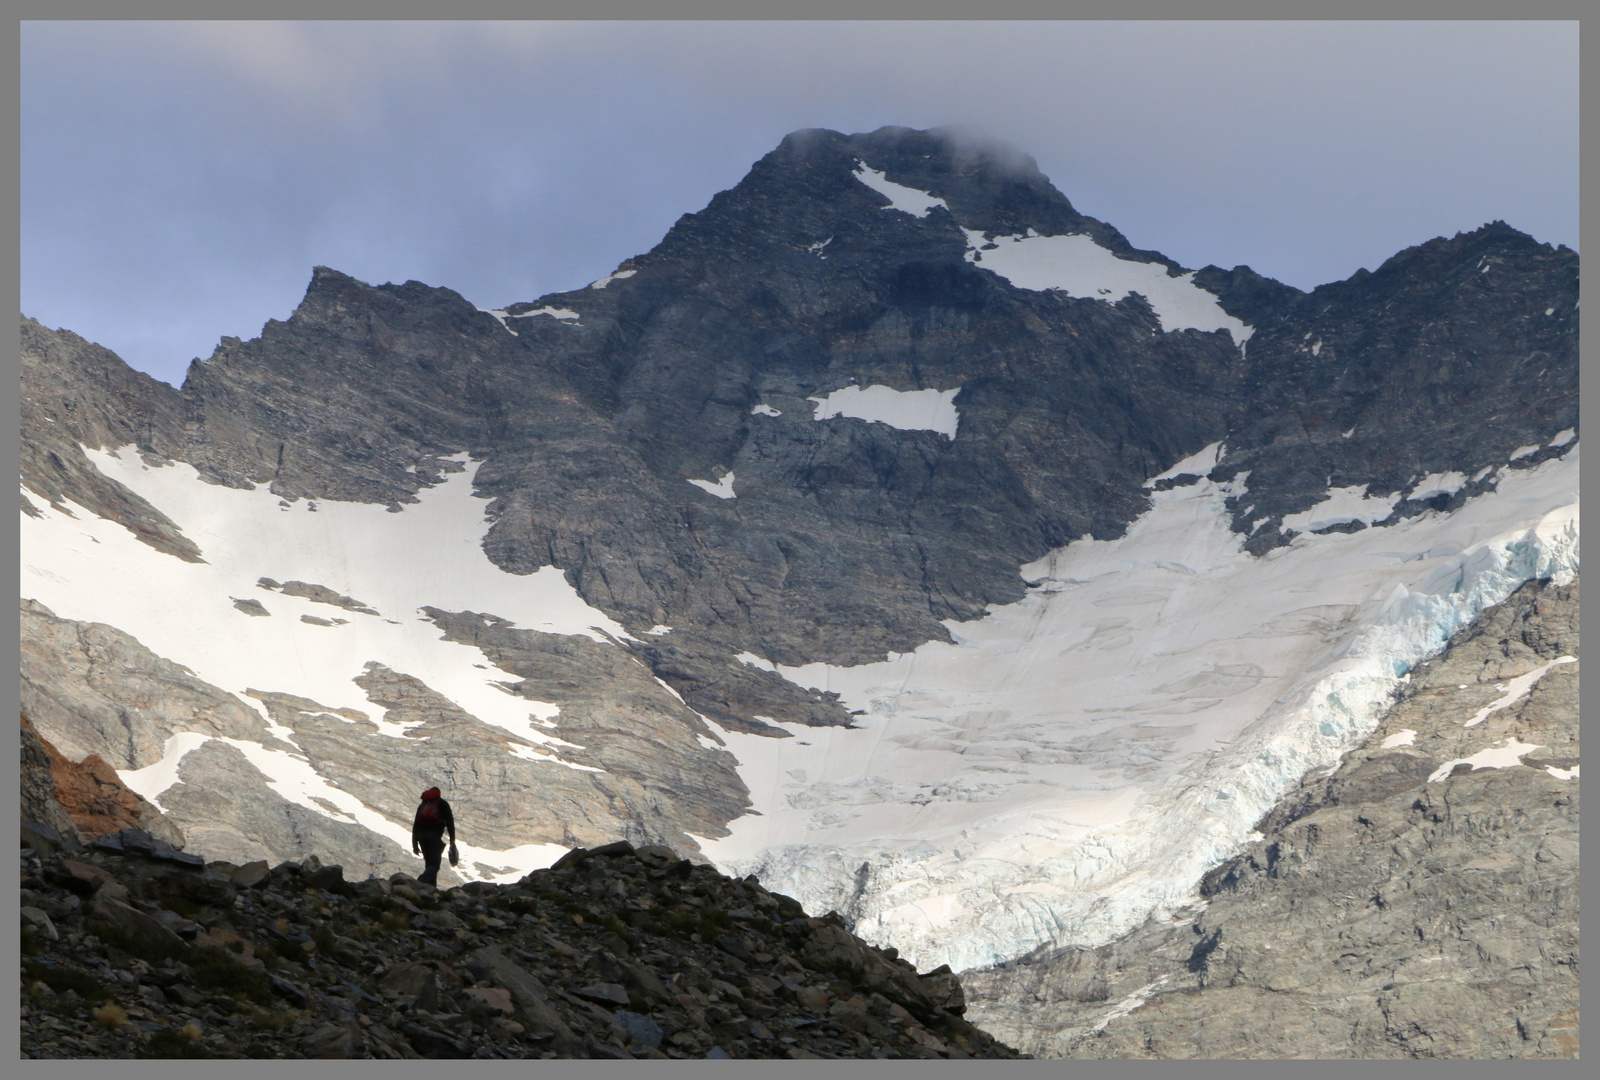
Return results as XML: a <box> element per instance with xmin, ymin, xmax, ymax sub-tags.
<box><xmin>688</xmin><ymin>471</ymin><xmax>737</xmax><ymax>499</ymax></box>
<box><xmin>1281</xmin><ymin>485</ymin><xmax>1400</xmax><ymax>533</ymax></box>
<box><xmin>1428</xmin><ymin>737</ymin><xmax>1547</xmax><ymax>783</ymax></box>
<box><xmin>852</xmin><ymin>163</ymin><xmax>947</xmax><ymax>218</ymax></box>
<box><xmin>1145</xmin><ymin>442</ymin><xmax>1223</xmax><ymax>487</ymax></box>
<box><xmin>960</xmin><ymin>229</ymin><xmax>1254</xmax><ymax>348</ymax></box>
<box><xmin>1463</xmin><ymin>656</ymin><xmax>1576</xmax><ymax>727</ymax></box>
<box><xmin>589</xmin><ymin>268</ymin><xmax>637</xmax><ymax>290</ymax></box>
<box><xmin>477</xmin><ymin>308</ymin><xmax>517</xmax><ymax>336</ymax></box>
<box><xmin>808</xmin><ymin>385</ymin><xmax>960</xmax><ymax>440</ymax></box>
<box><xmin>515</xmin><ymin>306</ymin><xmax>580</xmax><ymax>322</ymax></box>
<box><xmin>1409</xmin><ymin>472</ymin><xmax>1468</xmax><ymax>501</ymax></box>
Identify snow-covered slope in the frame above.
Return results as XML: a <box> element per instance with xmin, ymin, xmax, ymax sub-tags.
<box><xmin>20</xmin><ymin>448</ymin><xmax>637</xmax><ymax>881</ymax></box>
<box><xmin>698</xmin><ymin>447</ymin><xmax>1578</xmax><ymax>971</ymax></box>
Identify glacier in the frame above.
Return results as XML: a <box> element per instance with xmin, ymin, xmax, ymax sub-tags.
<box><xmin>695</xmin><ymin>446</ymin><xmax>1579</xmax><ymax>972</ymax></box>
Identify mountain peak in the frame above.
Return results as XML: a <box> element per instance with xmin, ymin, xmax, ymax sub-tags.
<box><xmin>617</xmin><ymin>125</ymin><xmax>1166</xmax><ymax>280</ymax></box>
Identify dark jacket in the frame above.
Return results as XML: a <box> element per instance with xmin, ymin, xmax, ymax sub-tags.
<box><xmin>412</xmin><ymin>788</ymin><xmax>456</xmax><ymax>846</ymax></box>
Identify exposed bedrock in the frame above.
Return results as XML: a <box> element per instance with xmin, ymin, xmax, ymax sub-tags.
<box><xmin>963</xmin><ymin>577</ymin><xmax>1580</xmax><ymax>1059</ymax></box>
<box><xmin>20</xmin><ymin>598</ymin><xmax>289</xmax><ymax>770</ymax></box>
<box><xmin>17</xmin><ymin>597</ymin><xmax>757</xmax><ymax>878</ymax></box>
<box><xmin>21</xmin><ymin>711</ymin><xmax>184</xmax><ymax>849</ymax></box>
<box><xmin>157</xmin><ymin>738</ymin><xmax>424</xmax><ymax>884</ymax></box>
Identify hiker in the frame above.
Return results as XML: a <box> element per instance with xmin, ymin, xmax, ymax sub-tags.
<box><xmin>411</xmin><ymin>786</ymin><xmax>457</xmax><ymax>886</ymax></box>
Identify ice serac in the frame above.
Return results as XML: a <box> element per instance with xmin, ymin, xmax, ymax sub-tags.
<box><xmin>18</xmin><ymin>125</ymin><xmax>1579</xmax><ymax>1033</ymax></box>
<box><xmin>965</xmin><ymin>577</ymin><xmax>1579</xmax><ymax>1059</ymax></box>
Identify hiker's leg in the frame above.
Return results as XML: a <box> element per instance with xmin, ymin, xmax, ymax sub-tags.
<box><xmin>419</xmin><ymin>836</ymin><xmax>444</xmax><ymax>885</ymax></box>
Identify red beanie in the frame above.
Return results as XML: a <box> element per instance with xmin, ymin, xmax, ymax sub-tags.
<box><xmin>420</xmin><ymin>787</ymin><xmax>441</xmax><ymax>800</ymax></box>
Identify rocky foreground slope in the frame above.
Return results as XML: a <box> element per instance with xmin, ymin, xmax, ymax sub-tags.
<box><xmin>19</xmin><ymin>830</ymin><xmax>1020</xmax><ymax>1060</ymax></box>
<box><xmin>964</xmin><ymin>576</ymin><xmax>1579</xmax><ymax>1058</ymax></box>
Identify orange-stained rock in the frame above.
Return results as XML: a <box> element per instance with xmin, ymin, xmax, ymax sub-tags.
<box><xmin>26</xmin><ymin>712</ymin><xmax>184</xmax><ymax>847</ymax></box>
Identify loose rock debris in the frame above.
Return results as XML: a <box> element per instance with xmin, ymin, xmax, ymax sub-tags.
<box><xmin>19</xmin><ymin>827</ymin><xmax>1024</xmax><ymax>1059</ymax></box>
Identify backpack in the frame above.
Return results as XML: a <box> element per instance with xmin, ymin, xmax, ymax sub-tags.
<box><xmin>418</xmin><ymin>798</ymin><xmax>443</xmax><ymax>827</ymax></box>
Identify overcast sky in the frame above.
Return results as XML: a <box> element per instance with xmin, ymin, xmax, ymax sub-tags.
<box><xmin>22</xmin><ymin>21</ymin><xmax>1578</xmax><ymax>388</ymax></box>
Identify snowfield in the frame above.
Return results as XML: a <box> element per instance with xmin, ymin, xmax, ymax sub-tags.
<box><xmin>961</xmin><ymin>228</ymin><xmax>1254</xmax><ymax>348</ymax></box>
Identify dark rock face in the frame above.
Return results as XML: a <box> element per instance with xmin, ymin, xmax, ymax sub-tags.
<box><xmin>1196</xmin><ymin>222</ymin><xmax>1580</xmax><ymax>554</ymax></box>
<box><xmin>962</xmin><ymin>577</ymin><xmax>1579</xmax><ymax>1059</ymax></box>
<box><xmin>21</xmin><ymin>127</ymin><xmax>1576</xmax><ymax>728</ymax></box>
<box><xmin>19</xmin><ymin>839</ymin><xmax>1023</xmax><ymax>1060</ymax></box>
<box><xmin>20</xmin><ymin>317</ymin><xmax>199</xmax><ymax>562</ymax></box>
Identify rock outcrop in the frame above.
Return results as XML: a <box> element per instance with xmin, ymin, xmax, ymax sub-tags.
<box><xmin>21</xmin><ymin>598</ymin><xmax>290</xmax><ymax>770</ymax></box>
<box><xmin>21</xmin><ymin>714</ymin><xmax>83</xmax><ymax>844</ymax></box>
<box><xmin>963</xmin><ymin>577</ymin><xmax>1579</xmax><ymax>1058</ymax></box>
<box><xmin>21</xmin><ymin>712</ymin><xmax>183</xmax><ymax>849</ymax></box>
<box><xmin>19</xmin><ymin>833</ymin><xmax>1022</xmax><ymax>1060</ymax></box>
<box><xmin>20</xmin><ymin>595</ymin><xmax>757</xmax><ymax>873</ymax></box>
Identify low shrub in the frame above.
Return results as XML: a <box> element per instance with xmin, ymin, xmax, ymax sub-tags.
<box><xmin>249</xmin><ymin>1007</ymin><xmax>299</xmax><ymax>1032</ymax></box>
<box><xmin>139</xmin><ymin>1028</ymin><xmax>214</xmax><ymax>1059</ymax></box>
<box><xmin>93</xmin><ymin>1003</ymin><xmax>129</xmax><ymax>1030</ymax></box>
<box><xmin>23</xmin><ymin>960</ymin><xmax>110</xmax><ymax>1002</ymax></box>
<box><xmin>187</xmin><ymin>945</ymin><xmax>272</xmax><ymax>1004</ymax></box>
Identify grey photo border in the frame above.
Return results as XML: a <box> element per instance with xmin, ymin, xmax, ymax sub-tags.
<box><xmin>8</xmin><ymin>3</ymin><xmax>1588</xmax><ymax>1078</ymax></box>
